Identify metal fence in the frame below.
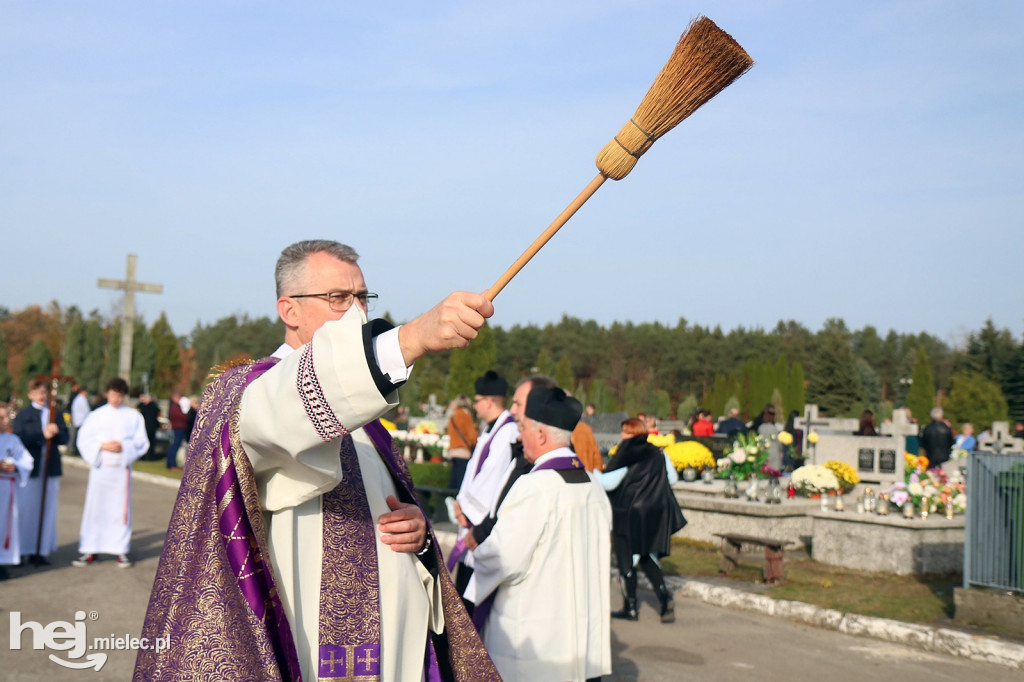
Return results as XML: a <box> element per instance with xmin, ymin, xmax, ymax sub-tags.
<box><xmin>964</xmin><ymin>451</ymin><xmax>1024</xmax><ymax>594</ymax></box>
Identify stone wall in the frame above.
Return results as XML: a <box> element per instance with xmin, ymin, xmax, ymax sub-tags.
<box><xmin>673</xmin><ymin>491</ymin><xmax>817</xmax><ymax>549</ymax></box>
<box><xmin>811</xmin><ymin>511</ymin><xmax>964</xmax><ymax>575</ymax></box>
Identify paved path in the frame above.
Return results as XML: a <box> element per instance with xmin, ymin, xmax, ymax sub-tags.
<box><xmin>1</xmin><ymin>464</ymin><xmax>1019</xmax><ymax>681</ymax></box>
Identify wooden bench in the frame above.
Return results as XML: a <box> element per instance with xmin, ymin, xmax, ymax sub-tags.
<box><xmin>713</xmin><ymin>533</ymin><xmax>793</xmax><ymax>583</ymax></box>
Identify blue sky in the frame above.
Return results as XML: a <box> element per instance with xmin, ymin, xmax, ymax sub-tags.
<box><xmin>3</xmin><ymin>1</ymin><xmax>1022</xmax><ymax>345</ymax></box>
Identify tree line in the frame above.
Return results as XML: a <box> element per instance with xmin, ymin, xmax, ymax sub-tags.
<box><xmin>1</xmin><ymin>302</ymin><xmax>1021</xmax><ymax>431</ymax></box>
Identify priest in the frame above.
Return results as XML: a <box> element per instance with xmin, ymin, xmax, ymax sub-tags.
<box><xmin>135</xmin><ymin>239</ymin><xmax>499</xmax><ymax>681</ymax></box>
<box><xmin>0</xmin><ymin>405</ymin><xmax>34</xmax><ymax>578</ymax></box>
<box><xmin>73</xmin><ymin>377</ymin><xmax>149</xmax><ymax>568</ymax></box>
<box><xmin>449</xmin><ymin>370</ymin><xmax>519</xmax><ymax>602</ymax></box>
<box><xmin>466</xmin><ymin>386</ymin><xmax>612</xmax><ymax>681</ymax></box>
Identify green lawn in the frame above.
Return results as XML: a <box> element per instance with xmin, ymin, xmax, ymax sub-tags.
<box><xmin>661</xmin><ymin>537</ymin><xmax>963</xmax><ymax>627</ymax></box>
<box><xmin>133</xmin><ymin>460</ymin><xmax>184</xmax><ymax>480</ymax></box>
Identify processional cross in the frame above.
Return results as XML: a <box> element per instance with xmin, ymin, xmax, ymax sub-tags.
<box><xmin>98</xmin><ymin>254</ymin><xmax>163</xmax><ymax>382</ymax></box>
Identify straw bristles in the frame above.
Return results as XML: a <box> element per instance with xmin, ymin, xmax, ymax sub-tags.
<box><xmin>595</xmin><ymin>16</ymin><xmax>753</xmax><ymax>180</ymax></box>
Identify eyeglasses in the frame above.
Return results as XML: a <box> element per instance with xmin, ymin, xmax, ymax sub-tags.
<box><xmin>289</xmin><ymin>291</ymin><xmax>378</xmax><ymax>312</ymax></box>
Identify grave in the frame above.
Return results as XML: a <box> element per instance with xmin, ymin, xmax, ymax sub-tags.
<box><xmin>672</xmin><ymin>487</ymin><xmax>818</xmax><ymax>549</ymax></box>
<box><xmin>796</xmin><ymin>405</ymin><xmax>917</xmax><ymax>487</ymax></box>
<box><xmin>810</xmin><ymin>510</ymin><xmax>964</xmax><ymax>576</ymax></box>
<box><xmin>978</xmin><ymin>421</ymin><xmax>1024</xmax><ymax>454</ymax></box>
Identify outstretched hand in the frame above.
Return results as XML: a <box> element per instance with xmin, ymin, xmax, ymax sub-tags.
<box><xmin>378</xmin><ymin>495</ymin><xmax>428</xmax><ymax>554</ymax></box>
<box><xmin>398</xmin><ymin>292</ymin><xmax>494</xmax><ymax>365</ymax></box>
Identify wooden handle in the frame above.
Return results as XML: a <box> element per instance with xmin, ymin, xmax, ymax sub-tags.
<box><xmin>486</xmin><ymin>173</ymin><xmax>607</xmax><ymax>300</ymax></box>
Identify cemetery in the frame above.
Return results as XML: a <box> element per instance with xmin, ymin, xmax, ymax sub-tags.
<box><xmin>654</xmin><ymin>405</ymin><xmax>1023</xmax><ymax>580</ymax></box>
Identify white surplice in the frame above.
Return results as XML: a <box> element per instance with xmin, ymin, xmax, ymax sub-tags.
<box><xmin>76</xmin><ymin>403</ymin><xmax>149</xmax><ymax>554</ymax></box>
<box><xmin>455</xmin><ymin>410</ymin><xmax>518</xmax><ymax>569</ymax></box>
<box><xmin>238</xmin><ymin>305</ymin><xmax>443</xmax><ymax>682</ymax></box>
<box><xmin>0</xmin><ymin>433</ymin><xmax>34</xmax><ymax>565</ymax></box>
<box><xmin>466</xmin><ymin>447</ymin><xmax>612</xmax><ymax>682</ymax></box>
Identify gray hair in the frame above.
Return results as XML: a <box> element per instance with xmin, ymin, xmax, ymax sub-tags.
<box><xmin>524</xmin><ymin>419</ymin><xmax>573</xmax><ymax>448</ymax></box>
<box><xmin>275</xmin><ymin>240</ymin><xmax>360</xmax><ymax>297</ymax></box>
<box><xmin>930</xmin><ymin>406</ymin><xmax>944</xmax><ymax>421</ymax></box>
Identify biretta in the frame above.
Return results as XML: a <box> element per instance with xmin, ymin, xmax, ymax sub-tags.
<box><xmin>525</xmin><ymin>386</ymin><xmax>582</xmax><ymax>432</ymax></box>
<box><xmin>474</xmin><ymin>370</ymin><xmax>508</xmax><ymax>397</ymax></box>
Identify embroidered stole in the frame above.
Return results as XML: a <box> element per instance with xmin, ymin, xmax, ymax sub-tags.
<box><xmin>316</xmin><ymin>434</ymin><xmax>383</xmax><ymax>679</ymax></box>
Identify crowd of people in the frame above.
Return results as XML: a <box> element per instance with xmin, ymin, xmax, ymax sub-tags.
<box><xmin>0</xmin><ymin>380</ymin><xmax>203</xmax><ymax>580</ymax></box>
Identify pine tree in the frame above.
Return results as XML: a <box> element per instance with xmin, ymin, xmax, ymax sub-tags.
<box><xmin>788</xmin><ymin>362</ymin><xmax>806</xmax><ymax>416</ymax></box>
<box><xmin>80</xmin><ymin>317</ymin><xmax>105</xmax><ymax>392</ymax></box>
<box><xmin>533</xmin><ymin>347</ymin><xmax>554</xmax><ymax>376</ymax></box>
<box><xmin>20</xmin><ymin>339</ymin><xmax>53</xmax><ymax>397</ymax></box>
<box><xmin>589</xmin><ymin>378</ymin><xmax>613</xmax><ymax>413</ymax></box>
<box><xmin>132</xmin><ymin>322</ymin><xmax>156</xmax><ymax>392</ymax></box>
<box><xmin>677</xmin><ymin>395</ymin><xmax>698</xmax><ymax>423</ymax></box>
<box><xmin>1002</xmin><ymin>343</ymin><xmax>1024</xmax><ymax>422</ymax></box>
<box><xmin>554</xmin><ymin>355</ymin><xmax>574</xmax><ymax>392</ymax></box>
<box><xmin>905</xmin><ymin>347</ymin><xmax>936</xmax><ymax>422</ymax></box>
<box><xmin>150</xmin><ymin>313</ymin><xmax>182</xmax><ymax>396</ymax></box>
<box><xmin>446</xmin><ymin>323</ymin><xmax>497</xmax><ymax>398</ymax></box>
<box><xmin>63</xmin><ymin>314</ymin><xmax>85</xmax><ymax>382</ymax></box>
<box><xmin>807</xmin><ymin>332</ymin><xmax>860</xmax><ymax>416</ymax></box>
<box><xmin>943</xmin><ymin>371</ymin><xmax>1009</xmax><ymax>429</ymax></box>
<box><xmin>654</xmin><ymin>389</ymin><xmax>671</xmax><ymax>420</ymax></box>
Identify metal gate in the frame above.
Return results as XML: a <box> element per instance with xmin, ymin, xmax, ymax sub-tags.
<box><xmin>965</xmin><ymin>452</ymin><xmax>1024</xmax><ymax>594</ymax></box>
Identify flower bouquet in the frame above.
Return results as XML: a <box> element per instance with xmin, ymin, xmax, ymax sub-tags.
<box><xmin>790</xmin><ymin>464</ymin><xmax>840</xmax><ymax>496</ymax></box>
<box><xmin>823</xmin><ymin>460</ymin><xmax>859</xmax><ymax>493</ymax></box>
<box><xmin>885</xmin><ymin>454</ymin><xmax>967</xmax><ymax>515</ymax></box>
<box><xmin>715</xmin><ymin>431</ymin><xmax>773</xmax><ymax>480</ymax></box>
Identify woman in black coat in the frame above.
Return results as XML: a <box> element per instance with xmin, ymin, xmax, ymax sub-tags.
<box><xmin>603</xmin><ymin>418</ymin><xmax>686</xmax><ymax>623</ymax></box>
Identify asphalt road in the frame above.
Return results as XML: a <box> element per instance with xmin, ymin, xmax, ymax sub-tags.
<box><xmin>1</xmin><ymin>464</ymin><xmax>1017</xmax><ymax>681</ymax></box>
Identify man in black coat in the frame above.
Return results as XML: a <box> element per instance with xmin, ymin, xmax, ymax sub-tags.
<box><xmin>919</xmin><ymin>406</ymin><xmax>954</xmax><ymax>468</ymax></box>
<box><xmin>12</xmin><ymin>378</ymin><xmax>70</xmax><ymax>564</ymax></box>
<box><xmin>137</xmin><ymin>394</ymin><xmax>161</xmax><ymax>461</ymax></box>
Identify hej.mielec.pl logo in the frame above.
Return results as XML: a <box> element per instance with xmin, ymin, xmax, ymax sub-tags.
<box><xmin>10</xmin><ymin>610</ymin><xmax>170</xmax><ymax>672</ymax></box>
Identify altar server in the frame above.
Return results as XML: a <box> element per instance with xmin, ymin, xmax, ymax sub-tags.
<box><xmin>0</xmin><ymin>405</ymin><xmax>34</xmax><ymax>577</ymax></box>
<box><xmin>73</xmin><ymin>377</ymin><xmax>148</xmax><ymax>567</ymax></box>
<box><xmin>467</xmin><ymin>386</ymin><xmax>612</xmax><ymax>681</ymax></box>
<box><xmin>14</xmin><ymin>378</ymin><xmax>69</xmax><ymax>563</ymax></box>
<box><xmin>450</xmin><ymin>371</ymin><xmax>519</xmax><ymax>599</ymax></box>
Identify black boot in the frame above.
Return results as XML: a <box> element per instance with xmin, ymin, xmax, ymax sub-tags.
<box><xmin>655</xmin><ymin>583</ymin><xmax>675</xmax><ymax>623</ymax></box>
<box><xmin>611</xmin><ymin>597</ymin><xmax>639</xmax><ymax>621</ymax></box>
<box><xmin>611</xmin><ymin>571</ymin><xmax>639</xmax><ymax>621</ymax></box>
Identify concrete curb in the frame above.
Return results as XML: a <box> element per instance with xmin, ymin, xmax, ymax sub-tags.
<box><xmin>72</xmin><ymin>458</ymin><xmax>1022</xmax><ymax>670</ymax></box>
<box><xmin>673</xmin><ymin>576</ymin><xmax>1024</xmax><ymax>670</ymax></box>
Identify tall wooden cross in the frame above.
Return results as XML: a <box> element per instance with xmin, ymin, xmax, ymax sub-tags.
<box><xmin>98</xmin><ymin>254</ymin><xmax>163</xmax><ymax>382</ymax></box>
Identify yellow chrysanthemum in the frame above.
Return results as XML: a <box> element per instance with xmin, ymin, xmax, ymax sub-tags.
<box><xmin>380</xmin><ymin>418</ymin><xmax>396</xmax><ymax>431</ymax></box>
<box><xmin>664</xmin><ymin>441</ymin><xmax>715</xmax><ymax>470</ymax></box>
<box><xmin>647</xmin><ymin>434</ymin><xmax>676</xmax><ymax>449</ymax></box>
<box><xmin>823</xmin><ymin>459</ymin><xmax>859</xmax><ymax>491</ymax></box>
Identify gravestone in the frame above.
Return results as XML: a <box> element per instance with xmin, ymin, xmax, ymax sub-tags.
<box><xmin>796</xmin><ymin>404</ymin><xmax>904</xmax><ymax>485</ymax></box>
<box><xmin>978</xmin><ymin>421</ymin><xmax>1024</xmax><ymax>454</ymax></box>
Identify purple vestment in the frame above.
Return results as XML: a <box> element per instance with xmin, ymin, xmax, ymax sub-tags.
<box><xmin>134</xmin><ymin>358</ymin><xmax>499</xmax><ymax>681</ymax></box>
